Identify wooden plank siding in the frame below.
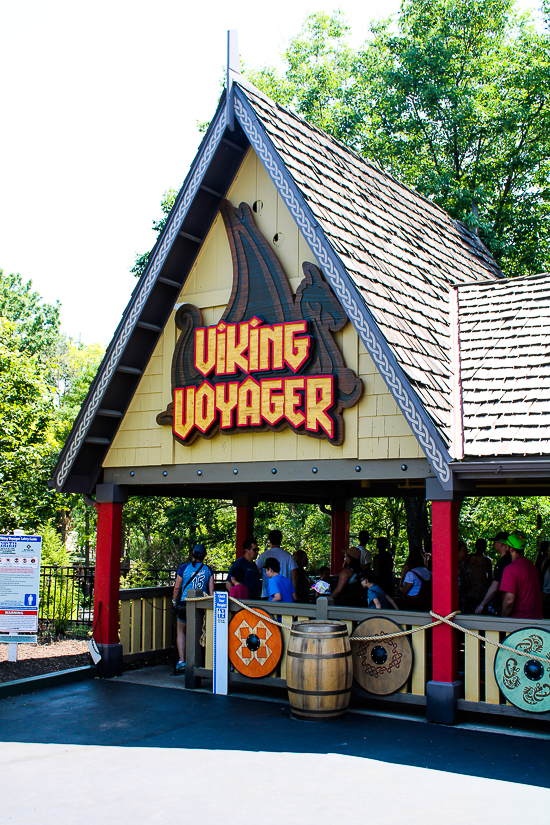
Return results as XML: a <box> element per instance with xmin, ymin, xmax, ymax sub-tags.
<box><xmin>103</xmin><ymin>150</ymin><xmax>425</xmax><ymax>472</ymax></box>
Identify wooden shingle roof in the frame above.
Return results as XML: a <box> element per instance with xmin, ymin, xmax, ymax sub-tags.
<box><xmin>239</xmin><ymin>85</ymin><xmax>503</xmax><ymax>447</ymax></box>
<box><xmin>458</xmin><ymin>273</ymin><xmax>550</xmax><ymax>457</ymax></box>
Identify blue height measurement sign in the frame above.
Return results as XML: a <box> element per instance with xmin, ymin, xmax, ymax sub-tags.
<box><xmin>213</xmin><ymin>591</ymin><xmax>228</xmax><ymax>695</ymax></box>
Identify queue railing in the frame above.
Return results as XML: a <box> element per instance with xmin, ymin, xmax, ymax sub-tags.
<box><xmin>454</xmin><ymin>614</ymin><xmax>550</xmax><ymax>717</ymax></box>
<box><xmin>184</xmin><ymin>592</ymin><xmax>434</xmax><ymax>705</ymax></box>
<box><xmin>119</xmin><ymin>586</ymin><xmax>174</xmax><ymax>662</ymax></box>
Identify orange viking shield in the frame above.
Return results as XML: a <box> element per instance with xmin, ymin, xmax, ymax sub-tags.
<box><xmin>228</xmin><ymin>608</ymin><xmax>282</xmax><ymax>678</ymax></box>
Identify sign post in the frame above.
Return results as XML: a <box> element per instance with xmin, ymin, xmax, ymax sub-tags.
<box><xmin>213</xmin><ymin>591</ymin><xmax>228</xmax><ymax>695</ymax></box>
<box><xmin>0</xmin><ymin>535</ymin><xmax>42</xmax><ymax>658</ymax></box>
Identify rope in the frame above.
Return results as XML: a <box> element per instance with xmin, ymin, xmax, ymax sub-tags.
<box><xmin>430</xmin><ymin>611</ymin><xmax>550</xmax><ymax>666</ymax></box>
<box><xmin>350</xmin><ymin>611</ymin><xmax>460</xmax><ymax>641</ymax></box>
<box><xmin>184</xmin><ymin>597</ymin><xmax>550</xmax><ymax>664</ymax></box>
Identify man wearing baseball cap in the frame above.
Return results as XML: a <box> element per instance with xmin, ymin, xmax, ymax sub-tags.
<box><xmin>172</xmin><ymin>544</ymin><xmax>215</xmax><ymax>673</ymax></box>
<box><xmin>500</xmin><ymin>533</ymin><xmax>543</xmax><ymax>619</ymax></box>
<box><xmin>474</xmin><ymin>531</ymin><xmax>511</xmax><ymax>615</ymax></box>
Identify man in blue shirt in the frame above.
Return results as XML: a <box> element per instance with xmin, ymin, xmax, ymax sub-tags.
<box><xmin>264</xmin><ymin>557</ymin><xmax>297</xmax><ymax>603</ymax></box>
<box><xmin>225</xmin><ymin>538</ymin><xmax>261</xmax><ymax>599</ymax></box>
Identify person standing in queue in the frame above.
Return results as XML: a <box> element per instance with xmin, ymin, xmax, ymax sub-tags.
<box><xmin>263</xmin><ymin>558</ymin><xmax>297</xmax><ymax>602</ymax></box>
<box><xmin>474</xmin><ymin>531</ymin><xmax>510</xmax><ymax>615</ymax></box>
<box><xmin>500</xmin><ymin>533</ymin><xmax>543</xmax><ymax>619</ymax></box>
<box><xmin>293</xmin><ymin>549</ymin><xmax>313</xmax><ymax>603</ymax></box>
<box><xmin>226</xmin><ymin>538</ymin><xmax>261</xmax><ymax>600</ymax></box>
<box><xmin>172</xmin><ymin>543</ymin><xmax>214</xmax><ymax>674</ymax></box>
<box><xmin>331</xmin><ymin>547</ymin><xmax>363</xmax><ymax>606</ymax></box>
<box><xmin>256</xmin><ymin>530</ymin><xmax>298</xmax><ymax>598</ymax></box>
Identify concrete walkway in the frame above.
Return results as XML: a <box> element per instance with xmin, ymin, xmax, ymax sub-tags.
<box><xmin>0</xmin><ymin>673</ymin><xmax>548</xmax><ymax>824</ymax></box>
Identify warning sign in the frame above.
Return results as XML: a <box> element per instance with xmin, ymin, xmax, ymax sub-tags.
<box><xmin>0</xmin><ymin>535</ymin><xmax>42</xmax><ymax>633</ymax></box>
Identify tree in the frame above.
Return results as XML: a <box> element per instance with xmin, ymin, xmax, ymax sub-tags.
<box><xmin>0</xmin><ymin>270</ymin><xmax>104</xmax><ymax>536</ymax></box>
<box><xmin>0</xmin><ymin>270</ymin><xmax>60</xmax><ymax>363</ymax></box>
<box><xmin>0</xmin><ymin>318</ymin><xmax>58</xmax><ymax>530</ymax></box>
<box><xmin>131</xmin><ymin>189</ymin><xmax>178</xmax><ymax>278</ymax></box>
<box><xmin>249</xmin><ymin>2</ymin><xmax>550</xmax><ymax>278</ymax></box>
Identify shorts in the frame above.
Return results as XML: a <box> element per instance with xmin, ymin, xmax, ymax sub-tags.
<box><xmin>175</xmin><ymin>603</ymin><xmax>187</xmax><ymax>622</ymax></box>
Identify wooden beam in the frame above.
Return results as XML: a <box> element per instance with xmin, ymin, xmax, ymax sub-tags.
<box><xmin>222</xmin><ymin>137</ymin><xmax>245</xmax><ymax>152</ymax></box>
<box><xmin>116</xmin><ymin>365</ymin><xmax>142</xmax><ymax>375</ymax></box>
<box><xmin>178</xmin><ymin>231</ymin><xmax>203</xmax><ymax>244</ymax></box>
<box><xmin>136</xmin><ymin>321</ymin><xmax>162</xmax><ymax>332</ymax></box>
<box><xmin>84</xmin><ymin>437</ymin><xmax>111</xmax><ymax>445</ymax></box>
<box><xmin>157</xmin><ymin>276</ymin><xmax>183</xmax><ymax>288</ymax></box>
<box><xmin>97</xmin><ymin>409</ymin><xmax>123</xmax><ymax>418</ymax></box>
<box><xmin>200</xmin><ymin>185</ymin><xmax>223</xmax><ymax>198</ymax></box>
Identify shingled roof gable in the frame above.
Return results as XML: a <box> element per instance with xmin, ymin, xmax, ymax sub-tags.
<box><xmin>235</xmin><ymin>85</ymin><xmax>502</xmax><ymax>449</ymax></box>
<box><xmin>52</xmin><ymin>77</ymin><xmax>508</xmax><ymax>495</ymax></box>
<box><xmin>458</xmin><ymin>273</ymin><xmax>550</xmax><ymax>458</ymax></box>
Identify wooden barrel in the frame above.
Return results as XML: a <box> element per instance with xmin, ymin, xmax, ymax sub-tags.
<box><xmin>286</xmin><ymin>620</ymin><xmax>352</xmax><ymax>720</ymax></box>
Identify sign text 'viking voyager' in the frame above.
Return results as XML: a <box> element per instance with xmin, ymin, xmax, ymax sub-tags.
<box><xmin>156</xmin><ymin>199</ymin><xmax>362</xmax><ymax>446</ymax></box>
<box><xmin>173</xmin><ymin>317</ymin><xmax>335</xmax><ymax>441</ymax></box>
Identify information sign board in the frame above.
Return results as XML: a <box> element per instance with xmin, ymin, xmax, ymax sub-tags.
<box><xmin>0</xmin><ymin>535</ymin><xmax>42</xmax><ymax>633</ymax></box>
<box><xmin>213</xmin><ymin>591</ymin><xmax>228</xmax><ymax>695</ymax></box>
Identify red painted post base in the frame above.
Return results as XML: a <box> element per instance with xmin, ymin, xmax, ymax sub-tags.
<box><xmin>93</xmin><ymin>488</ymin><xmax>126</xmax><ymax>678</ymax></box>
<box><xmin>330</xmin><ymin>509</ymin><xmax>350</xmax><ymax>575</ymax></box>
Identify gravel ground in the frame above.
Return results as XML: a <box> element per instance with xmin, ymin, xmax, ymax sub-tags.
<box><xmin>0</xmin><ymin>639</ymin><xmax>91</xmax><ymax>683</ymax></box>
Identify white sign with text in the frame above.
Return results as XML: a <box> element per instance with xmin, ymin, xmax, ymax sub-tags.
<box><xmin>0</xmin><ymin>535</ymin><xmax>42</xmax><ymax>633</ymax></box>
<box><xmin>213</xmin><ymin>591</ymin><xmax>228</xmax><ymax>695</ymax></box>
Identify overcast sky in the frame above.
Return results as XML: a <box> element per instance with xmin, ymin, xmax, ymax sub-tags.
<box><xmin>0</xmin><ymin>0</ymin><xmax>540</xmax><ymax>345</ymax></box>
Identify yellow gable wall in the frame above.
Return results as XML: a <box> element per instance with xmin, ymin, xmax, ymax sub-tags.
<box><xmin>103</xmin><ymin>149</ymin><xmax>425</xmax><ymax>470</ymax></box>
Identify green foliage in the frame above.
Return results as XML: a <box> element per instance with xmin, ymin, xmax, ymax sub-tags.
<box><xmin>131</xmin><ymin>189</ymin><xmax>178</xmax><ymax>278</ymax></box>
<box><xmin>459</xmin><ymin>495</ymin><xmax>550</xmax><ymax>561</ymax></box>
<box><xmin>0</xmin><ymin>270</ymin><xmax>60</xmax><ymax>361</ymax></box>
<box><xmin>0</xmin><ymin>270</ymin><xmax>104</xmax><ymax>533</ymax></box>
<box><xmin>0</xmin><ymin>318</ymin><xmax>58</xmax><ymax>530</ymax></box>
<box><xmin>250</xmin><ymin>2</ymin><xmax>550</xmax><ymax>278</ymax></box>
<box><xmin>40</xmin><ymin>523</ymin><xmax>73</xmax><ymax>566</ymax></box>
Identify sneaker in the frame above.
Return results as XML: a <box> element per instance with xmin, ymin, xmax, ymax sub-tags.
<box><xmin>175</xmin><ymin>661</ymin><xmax>186</xmax><ymax>674</ymax></box>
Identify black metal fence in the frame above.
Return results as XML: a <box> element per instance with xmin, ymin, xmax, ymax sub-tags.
<box><xmin>39</xmin><ymin>565</ymin><xmax>95</xmax><ymax>632</ymax></box>
<box><xmin>38</xmin><ymin>565</ymin><xmax>229</xmax><ymax>633</ymax></box>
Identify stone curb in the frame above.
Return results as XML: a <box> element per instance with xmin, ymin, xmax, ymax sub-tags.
<box><xmin>0</xmin><ymin>665</ymin><xmax>97</xmax><ymax>699</ymax></box>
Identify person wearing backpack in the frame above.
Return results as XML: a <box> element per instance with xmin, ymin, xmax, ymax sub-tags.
<box><xmin>172</xmin><ymin>543</ymin><xmax>214</xmax><ymax>674</ymax></box>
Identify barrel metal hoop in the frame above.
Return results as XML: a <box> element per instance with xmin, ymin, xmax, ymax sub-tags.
<box><xmin>287</xmin><ymin>686</ymin><xmax>351</xmax><ymax>696</ymax></box>
<box><xmin>287</xmin><ymin>650</ymin><xmax>350</xmax><ymax>659</ymax></box>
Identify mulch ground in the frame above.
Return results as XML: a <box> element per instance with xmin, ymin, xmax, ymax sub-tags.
<box><xmin>0</xmin><ymin>638</ymin><xmax>91</xmax><ymax>683</ymax></box>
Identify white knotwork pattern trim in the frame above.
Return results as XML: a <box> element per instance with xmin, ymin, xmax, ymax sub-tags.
<box><xmin>55</xmin><ymin>109</ymin><xmax>228</xmax><ymax>489</ymax></box>
<box><xmin>235</xmin><ymin>96</ymin><xmax>451</xmax><ymax>485</ymax></box>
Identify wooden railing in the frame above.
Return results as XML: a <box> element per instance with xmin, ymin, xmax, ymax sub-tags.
<box><xmin>119</xmin><ymin>586</ymin><xmax>174</xmax><ymax>662</ymax></box>
<box><xmin>455</xmin><ymin>614</ymin><xmax>550</xmax><ymax>718</ymax></box>
<box><xmin>120</xmin><ymin>587</ymin><xmax>550</xmax><ymax>720</ymax></box>
<box><xmin>184</xmin><ymin>591</ymin><xmax>434</xmax><ymax>706</ymax></box>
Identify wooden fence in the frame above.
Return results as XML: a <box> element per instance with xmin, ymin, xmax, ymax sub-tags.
<box><xmin>120</xmin><ymin>586</ymin><xmax>174</xmax><ymax>662</ymax></box>
<box><xmin>119</xmin><ymin>586</ymin><xmax>550</xmax><ymax>720</ymax></box>
<box><xmin>184</xmin><ymin>591</ymin><xmax>433</xmax><ymax>707</ymax></box>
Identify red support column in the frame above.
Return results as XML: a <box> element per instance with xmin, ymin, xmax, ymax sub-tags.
<box><xmin>427</xmin><ymin>498</ymin><xmax>461</xmax><ymax>723</ymax></box>
<box><xmin>331</xmin><ymin>509</ymin><xmax>350</xmax><ymax>574</ymax></box>
<box><xmin>235</xmin><ymin>504</ymin><xmax>255</xmax><ymax>558</ymax></box>
<box><xmin>93</xmin><ymin>484</ymin><xmax>126</xmax><ymax>677</ymax></box>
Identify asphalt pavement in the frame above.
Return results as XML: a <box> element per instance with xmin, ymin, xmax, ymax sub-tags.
<box><xmin>0</xmin><ymin>673</ymin><xmax>548</xmax><ymax>824</ymax></box>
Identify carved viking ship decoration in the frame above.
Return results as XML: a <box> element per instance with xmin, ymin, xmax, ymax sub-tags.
<box><xmin>157</xmin><ymin>200</ymin><xmax>362</xmax><ymax>446</ymax></box>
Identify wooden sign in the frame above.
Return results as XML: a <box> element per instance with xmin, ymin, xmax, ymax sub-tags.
<box><xmin>157</xmin><ymin>200</ymin><xmax>362</xmax><ymax>446</ymax></box>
